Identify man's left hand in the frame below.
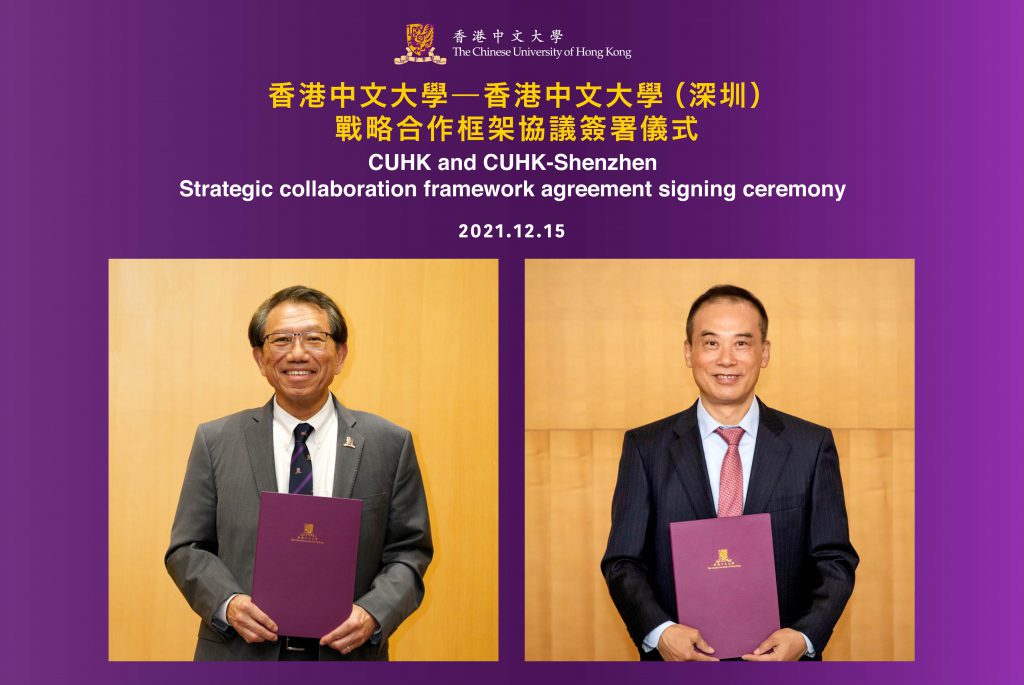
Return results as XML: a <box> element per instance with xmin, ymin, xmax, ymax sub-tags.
<box><xmin>320</xmin><ymin>604</ymin><xmax>379</xmax><ymax>655</ymax></box>
<box><xmin>741</xmin><ymin>628</ymin><xmax>807</xmax><ymax>661</ymax></box>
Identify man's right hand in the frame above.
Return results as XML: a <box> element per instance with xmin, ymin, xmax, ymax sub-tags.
<box><xmin>226</xmin><ymin>594</ymin><xmax>278</xmax><ymax>644</ymax></box>
<box><xmin>657</xmin><ymin>623</ymin><xmax>719</xmax><ymax>661</ymax></box>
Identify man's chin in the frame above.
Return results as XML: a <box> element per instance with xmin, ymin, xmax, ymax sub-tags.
<box><xmin>702</xmin><ymin>391</ymin><xmax>756</xmax><ymax>407</ymax></box>
<box><xmin>277</xmin><ymin>376</ymin><xmax>324</xmax><ymax>394</ymax></box>
<box><xmin>275</xmin><ymin>389</ymin><xmax>330</xmax><ymax>412</ymax></box>
<box><xmin>283</xmin><ymin>389</ymin><xmax>323</xmax><ymax>402</ymax></box>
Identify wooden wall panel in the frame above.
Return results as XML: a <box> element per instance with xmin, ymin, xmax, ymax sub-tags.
<box><xmin>524</xmin><ymin>430</ymin><xmax>638</xmax><ymax>662</ymax></box>
<box><xmin>525</xmin><ymin>428</ymin><xmax>915</xmax><ymax>661</ymax></box>
<box><xmin>109</xmin><ymin>260</ymin><xmax>498</xmax><ymax>661</ymax></box>
<box><xmin>891</xmin><ymin>431</ymin><xmax>916</xmax><ymax>661</ymax></box>
<box><xmin>526</xmin><ymin>260</ymin><xmax>915</xmax><ymax>431</ymax></box>
<box><xmin>525</xmin><ymin>260</ymin><xmax>914</xmax><ymax>662</ymax></box>
<box><xmin>548</xmin><ymin>431</ymin><xmax>596</xmax><ymax>659</ymax></box>
<box><xmin>591</xmin><ymin>430</ymin><xmax>636</xmax><ymax>661</ymax></box>
<box><xmin>525</xmin><ymin>430</ymin><xmax>553</xmax><ymax>661</ymax></box>
<box><xmin>842</xmin><ymin>430</ymin><xmax>895</xmax><ymax>659</ymax></box>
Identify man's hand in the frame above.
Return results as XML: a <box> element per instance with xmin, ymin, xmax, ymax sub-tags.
<box><xmin>741</xmin><ymin>628</ymin><xmax>807</xmax><ymax>661</ymax></box>
<box><xmin>657</xmin><ymin>623</ymin><xmax>719</xmax><ymax>661</ymax></box>
<box><xmin>226</xmin><ymin>594</ymin><xmax>278</xmax><ymax>644</ymax></box>
<box><xmin>320</xmin><ymin>604</ymin><xmax>379</xmax><ymax>655</ymax></box>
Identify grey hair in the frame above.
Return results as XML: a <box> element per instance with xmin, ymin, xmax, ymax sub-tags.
<box><xmin>248</xmin><ymin>285</ymin><xmax>348</xmax><ymax>348</ymax></box>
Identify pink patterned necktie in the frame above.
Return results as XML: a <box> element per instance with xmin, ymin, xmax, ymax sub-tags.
<box><xmin>714</xmin><ymin>427</ymin><xmax>745</xmax><ymax>517</ymax></box>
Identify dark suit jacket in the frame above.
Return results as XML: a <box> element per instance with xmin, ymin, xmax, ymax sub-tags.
<box><xmin>601</xmin><ymin>398</ymin><xmax>857</xmax><ymax>660</ymax></box>
<box><xmin>165</xmin><ymin>396</ymin><xmax>432</xmax><ymax>660</ymax></box>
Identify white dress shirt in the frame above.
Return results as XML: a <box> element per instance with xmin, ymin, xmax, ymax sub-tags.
<box><xmin>213</xmin><ymin>394</ymin><xmax>339</xmax><ymax>626</ymax></box>
<box><xmin>272</xmin><ymin>394</ymin><xmax>338</xmax><ymax>498</ymax></box>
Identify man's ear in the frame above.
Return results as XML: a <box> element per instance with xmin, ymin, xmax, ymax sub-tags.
<box><xmin>333</xmin><ymin>343</ymin><xmax>348</xmax><ymax>376</ymax></box>
<box><xmin>684</xmin><ymin>340</ymin><xmax>693</xmax><ymax>368</ymax></box>
<box><xmin>252</xmin><ymin>346</ymin><xmax>268</xmax><ymax>377</ymax></box>
<box><xmin>760</xmin><ymin>339</ymin><xmax>771</xmax><ymax>368</ymax></box>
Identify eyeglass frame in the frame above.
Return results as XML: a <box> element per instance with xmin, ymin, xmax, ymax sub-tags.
<box><xmin>261</xmin><ymin>330</ymin><xmax>336</xmax><ymax>350</ymax></box>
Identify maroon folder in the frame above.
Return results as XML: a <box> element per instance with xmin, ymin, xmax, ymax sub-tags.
<box><xmin>252</xmin><ymin>492</ymin><xmax>362</xmax><ymax>638</ymax></box>
<box><xmin>669</xmin><ymin>513</ymin><xmax>780</xmax><ymax>659</ymax></box>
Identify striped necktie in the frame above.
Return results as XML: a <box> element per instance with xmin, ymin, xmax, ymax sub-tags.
<box><xmin>289</xmin><ymin>423</ymin><xmax>314</xmax><ymax>495</ymax></box>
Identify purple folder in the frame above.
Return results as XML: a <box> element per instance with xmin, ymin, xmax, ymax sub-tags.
<box><xmin>252</xmin><ymin>492</ymin><xmax>362</xmax><ymax>638</ymax></box>
<box><xmin>669</xmin><ymin>513</ymin><xmax>780</xmax><ymax>659</ymax></box>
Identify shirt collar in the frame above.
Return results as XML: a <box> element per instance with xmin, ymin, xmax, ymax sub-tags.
<box><xmin>696</xmin><ymin>397</ymin><xmax>760</xmax><ymax>441</ymax></box>
<box><xmin>273</xmin><ymin>393</ymin><xmax>336</xmax><ymax>448</ymax></box>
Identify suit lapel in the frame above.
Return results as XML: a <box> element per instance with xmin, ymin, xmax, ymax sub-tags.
<box><xmin>244</xmin><ymin>399</ymin><xmax>278</xmax><ymax>494</ymax></box>
<box><xmin>669</xmin><ymin>404</ymin><xmax>717</xmax><ymax>519</ymax></box>
<box><xmin>744</xmin><ymin>399</ymin><xmax>791</xmax><ymax>514</ymax></box>
<box><xmin>332</xmin><ymin>398</ymin><xmax>365</xmax><ymax>498</ymax></box>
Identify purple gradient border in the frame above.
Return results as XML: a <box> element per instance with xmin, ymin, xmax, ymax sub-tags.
<box><xmin>4</xmin><ymin>1</ymin><xmax>1023</xmax><ymax>684</ymax></box>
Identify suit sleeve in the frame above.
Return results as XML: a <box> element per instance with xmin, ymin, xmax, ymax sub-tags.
<box><xmin>164</xmin><ymin>425</ymin><xmax>245</xmax><ymax>631</ymax></box>
<box><xmin>789</xmin><ymin>429</ymin><xmax>859</xmax><ymax>652</ymax></box>
<box><xmin>355</xmin><ymin>430</ymin><xmax>433</xmax><ymax>639</ymax></box>
<box><xmin>601</xmin><ymin>431</ymin><xmax>673</xmax><ymax>646</ymax></box>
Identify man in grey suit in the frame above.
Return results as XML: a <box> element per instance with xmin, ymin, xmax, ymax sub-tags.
<box><xmin>602</xmin><ymin>285</ymin><xmax>857</xmax><ymax>662</ymax></box>
<box><xmin>166</xmin><ymin>285</ymin><xmax>432</xmax><ymax>661</ymax></box>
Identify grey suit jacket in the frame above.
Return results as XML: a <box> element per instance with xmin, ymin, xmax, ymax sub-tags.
<box><xmin>601</xmin><ymin>398</ymin><xmax>858</xmax><ymax>660</ymax></box>
<box><xmin>165</xmin><ymin>396</ymin><xmax>432</xmax><ymax>661</ymax></box>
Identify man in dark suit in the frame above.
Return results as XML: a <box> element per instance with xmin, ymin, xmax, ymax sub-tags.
<box><xmin>166</xmin><ymin>285</ymin><xmax>432</xmax><ymax>661</ymax></box>
<box><xmin>601</xmin><ymin>285</ymin><xmax>857</xmax><ymax>661</ymax></box>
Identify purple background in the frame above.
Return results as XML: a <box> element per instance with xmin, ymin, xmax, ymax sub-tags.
<box><xmin>4</xmin><ymin>0</ymin><xmax>1022</xmax><ymax>683</ymax></box>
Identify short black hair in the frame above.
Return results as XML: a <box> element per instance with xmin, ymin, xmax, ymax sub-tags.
<box><xmin>685</xmin><ymin>284</ymin><xmax>768</xmax><ymax>342</ymax></box>
<box><xmin>248</xmin><ymin>285</ymin><xmax>348</xmax><ymax>348</ymax></box>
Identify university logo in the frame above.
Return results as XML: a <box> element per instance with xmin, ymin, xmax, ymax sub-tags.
<box><xmin>395</xmin><ymin>23</ymin><xmax>447</xmax><ymax>65</ymax></box>
<box><xmin>708</xmin><ymin>548</ymin><xmax>742</xmax><ymax>570</ymax></box>
<box><xmin>291</xmin><ymin>522</ymin><xmax>325</xmax><ymax>544</ymax></box>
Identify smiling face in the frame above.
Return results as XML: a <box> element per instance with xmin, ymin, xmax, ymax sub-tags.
<box><xmin>684</xmin><ymin>298</ymin><xmax>770</xmax><ymax>422</ymax></box>
<box><xmin>252</xmin><ymin>301</ymin><xmax>347</xmax><ymax>419</ymax></box>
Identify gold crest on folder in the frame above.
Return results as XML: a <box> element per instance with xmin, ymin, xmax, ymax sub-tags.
<box><xmin>291</xmin><ymin>522</ymin><xmax>324</xmax><ymax>545</ymax></box>
<box><xmin>708</xmin><ymin>548</ymin><xmax>742</xmax><ymax>570</ymax></box>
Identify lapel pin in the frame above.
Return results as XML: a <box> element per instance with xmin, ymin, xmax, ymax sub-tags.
<box><xmin>344</xmin><ymin>436</ymin><xmax>356</xmax><ymax>449</ymax></box>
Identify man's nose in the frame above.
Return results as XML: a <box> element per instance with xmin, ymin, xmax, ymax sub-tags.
<box><xmin>285</xmin><ymin>337</ymin><xmax>311</xmax><ymax>360</ymax></box>
<box><xmin>718</xmin><ymin>346</ymin><xmax>736</xmax><ymax>365</ymax></box>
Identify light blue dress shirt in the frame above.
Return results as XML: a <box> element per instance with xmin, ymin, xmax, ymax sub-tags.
<box><xmin>641</xmin><ymin>399</ymin><xmax>814</xmax><ymax>658</ymax></box>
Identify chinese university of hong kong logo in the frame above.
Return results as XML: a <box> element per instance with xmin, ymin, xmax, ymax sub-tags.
<box><xmin>395</xmin><ymin>23</ymin><xmax>446</xmax><ymax>65</ymax></box>
<box><xmin>291</xmin><ymin>522</ymin><xmax>324</xmax><ymax>545</ymax></box>
<box><xmin>708</xmin><ymin>548</ymin><xmax>741</xmax><ymax>570</ymax></box>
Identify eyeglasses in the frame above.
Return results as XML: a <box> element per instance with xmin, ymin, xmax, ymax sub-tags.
<box><xmin>262</xmin><ymin>331</ymin><xmax>333</xmax><ymax>351</ymax></box>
